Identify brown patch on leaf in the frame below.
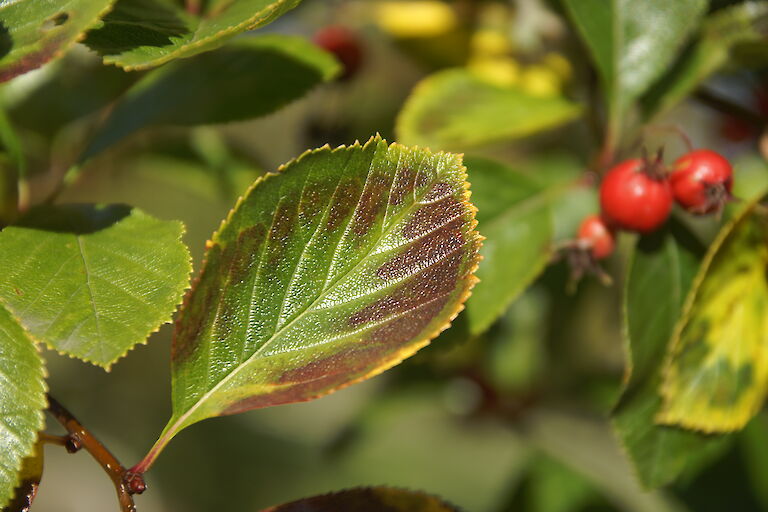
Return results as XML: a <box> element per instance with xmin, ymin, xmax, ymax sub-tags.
<box><xmin>0</xmin><ymin>38</ymin><xmax>65</xmax><ymax>83</ymax></box>
<box><xmin>389</xmin><ymin>166</ymin><xmax>417</xmax><ymax>206</ymax></box>
<box><xmin>352</xmin><ymin>173</ymin><xmax>391</xmax><ymax>236</ymax></box>
<box><xmin>403</xmin><ymin>196</ymin><xmax>465</xmax><ymax>240</ymax></box>
<box><xmin>377</xmin><ymin>217</ymin><xmax>464</xmax><ymax>281</ymax></box>
<box><xmin>227</xmin><ymin>224</ymin><xmax>267</xmax><ymax>284</ymax></box>
<box><xmin>326</xmin><ymin>178</ymin><xmax>363</xmax><ymax>232</ymax></box>
<box><xmin>349</xmin><ymin>247</ymin><xmax>464</xmax><ymax>327</ymax></box>
<box><xmin>266</xmin><ymin>200</ymin><xmax>299</xmax><ymax>265</ymax></box>
<box><xmin>423</xmin><ymin>182</ymin><xmax>453</xmax><ymax>202</ymax></box>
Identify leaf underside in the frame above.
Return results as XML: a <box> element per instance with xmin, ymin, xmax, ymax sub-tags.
<box><xmin>160</xmin><ymin>136</ymin><xmax>481</xmax><ymax>451</ymax></box>
<box><xmin>0</xmin><ymin>0</ymin><xmax>116</xmax><ymax>83</ymax></box>
<box><xmin>261</xmin><ymin>487</ymin><xmax>462</xmax><ymax>512</ymax></box>
<box><xmin>659</xmin><ymin>197</ymin><xmax>768</xmax><ymax>433</ymax></box>
<box><xmin>84</xmin><ymin>0</ymin><xmax>303</xmax><ymax>70</ymax></box>
<box><xmin>0</xmin><ymin>205</ymin><xmax>191</xmax><ymax>369</ymax></box>
<box><xmin>0</xmin><ymin>306</ymin><xmax>46</xmax><ymax>510</ymax></box>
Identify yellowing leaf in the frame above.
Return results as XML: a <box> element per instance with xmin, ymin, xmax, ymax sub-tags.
<box><xmin>659</xmin><ymin>198</ymin><xmax>768</xmax><ymax>432</ymax></box>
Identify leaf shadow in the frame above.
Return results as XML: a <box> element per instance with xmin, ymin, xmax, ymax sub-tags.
<box><xmin>14</xmin><ymin>204</ymin><xmax>133</xmax><ymax>234</ymax></box>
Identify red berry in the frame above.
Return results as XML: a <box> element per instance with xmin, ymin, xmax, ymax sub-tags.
<box><xmin>314</xmin><ymin>26</ymin><xmax>364</xmax><ymax>81</ymax></box>
<box><xmin>577</xmin><ymin>214</ymin><xmax>615</xmax><ymax>259</ymax></box>
<box><xmin>599</xmin><ymin>158</ymin><xmax>673</xmax><ymax>233</ymax></box>
<box><xmin>670</xmin><ymin>149</ymin><xmax>733</xmax><ymax>214</ymax></box>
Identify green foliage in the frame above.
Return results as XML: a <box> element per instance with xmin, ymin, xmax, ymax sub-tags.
<box><xmin>0</xmin><ymin>205</ymin><xmax>191</xmax><ymax>368</ymax></box>
<box><xmin>147</xmin><ymin>136</ymin><xmax>480</xmax><ymax>465</ymax></box>
<box><xmin>660</xmin><ymin>197</ymin><xmax>768</xmax><ymax>432</ymax></box>
<box><xmin>83</xmin><ymin>35</ymin><xmax>339</xmax><ymax>160</ymax></box>
<box><xmin>643</xmin><ymin>2</ymin><xmax>768</xmax><ymax>119</ymax></box>
<box><xmin>0</xmin><ymin>306</ymin><xmax>46</xmax><ymax>510</ymax></box>
<box><xmin>462</xmin><ymin>157</ymin><xmax>553</xmax><ymax>335</ymax></box>
<box><xmin>613</xmin><ymin>221</ymin><xmax>727</xmax><ymax>488</ymax></box>
<box><xmin>262</xmin><ymin>487</ymin><xmax>460</xmax><ymax>512</ymax></box>
<box><xmin>0</xmin><ymin>0</ymin><xmax>116</xmax><ymax>82</ymax></box>
<box><xmin>84</xmin><ymin>0</ymin><xmax>303</xmax><ymax>70</ymax></box>
<box><xmin>4</xmin><ymin>440</ymin><xmax>44</xmax><ymax>512</ymax></box>
<box><xmin>562</xmin><ymin>0</ymin><xmax>707</xmax><ymax>127</ymax></box>
<box><xmin>396</xmin><ymin>69</ymin><xmax>581</xmax><ymax>151</ymax></box>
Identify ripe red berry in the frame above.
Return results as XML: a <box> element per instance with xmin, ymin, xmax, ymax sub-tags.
<box><xmin>670</xmin><ymin>149</ymin><xmax>733</xmax><ymax>214</ymax></box>
<box><xmin>599</xmin><ymin>157</ymin><xmax>673</xmax><ymax>233</ymax></box>
<box><xmin>314</xmin><ymin>26</ymin><xmax>364</xmax><ymax>81</ymax></box>
<box><xmin>577</xmin><ymin>214</ymin><xmax>615</xmax><ymax>259</ymax></box>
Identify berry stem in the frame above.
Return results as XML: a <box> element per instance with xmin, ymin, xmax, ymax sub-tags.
<box><xmin>46</xmin><ymin>394</ymin><xmax>144</xmax><ymax>512</ymax></box>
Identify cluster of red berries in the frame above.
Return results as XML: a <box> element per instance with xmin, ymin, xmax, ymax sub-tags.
<box><xmin>576</xmin><ymin>149</ymin><xmax>734</xmax><ymax>260</ymax></box>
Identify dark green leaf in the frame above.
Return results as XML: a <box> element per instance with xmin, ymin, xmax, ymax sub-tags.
<box><xmin>143</xmin><ymin>136</ymin><xmax>481</xmax><ymax>466</ymax></box>
<box><xmin>643</xmin><ymin>2</ymin><xmax>768</xmax><ymax>119</ymax></box>
<box><xmin>613</xmin><ymin>220</ymin><xmax>727</xmax><ymax>488</ymax></box>
<box><xmin>562</xmin><ymin>0</ymin><xmax>707</xmax><ymax>127</ymax></box>
<box><xmin>0</xmin><ymin>306</ymin><xmax>46</xmax><ymax>510</ymax></box>
<box><xmin>261</xmin><ymin>487</ymin><xmax>461</xmax><ymax>512</ymax></box>
<box><xmin>83</xmin><ymin>35</ymin><xmax>339</xmax><ymax>160</ymax></box>
<box><xmin>463</xmin><ymin>157</ymin><xmax>553</xmax><ymax>335</ymax></box>
<box><xmin>396</xmin><ymin>69</ymin><xmax>581</xmax><ymax>151</ymax></box>
<box><xmin>84</xmin><ymin>0</ymin><xmax>302</xmax><ymax>70</ymax></box>
<box><xmin>0</xmin><ymin>0</ymin><xmax>116</xmax><ymax>82</ymax></box>
<box><xmin>0</xmin><ymin>205</ymin><xmax>191</xmax><ymax>369</ymax></box>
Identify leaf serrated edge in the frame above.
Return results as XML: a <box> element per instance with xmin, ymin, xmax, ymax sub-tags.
<box><xmin>102</xmin><ymin>0</ymin><xmax>301</xmax><ymax>71</ymax></box>
<box><xmin>0</xmin><ymin>0</ymin><xmax>117</xmax><ymax>83</ymax></box>
<box><xmin>0</xmin><ymin>311</ymin><xmax>48</xmax><ymax>510</ymax></box>
<box><xmin>0</xmin><ymin>213</ymin><xmax>193</xmax><ymax>371</ymax></box>
<box><xmin>656</xmin><ymin>199</ymin><xmax>767</xmax><ymax>433</ymax></box>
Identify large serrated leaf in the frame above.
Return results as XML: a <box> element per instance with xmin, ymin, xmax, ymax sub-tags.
<box><xmin>261</xmin><ymin>487</ymin><xmax>461</xmax><ymax>512</ymax></box>
<box><xmin>462</xmin><ymin>157</ymin><xmax>552</xmax><ymax>335</ymax></box>
<box><xmin>613</xmin><ymin>221</ymin><xmax>727</xmax><ymax>488</ymax></box>
<box><xmin>0</xmin><ymin>0</ymin><xmax>116</xmax><ymax>83</ymax></box>
<box><xmin>82</xmin><ymin>35</ymin><xmax>340</xmax><ymax>160</ymax></box>
<box><xmin>83</xmin><ymin>0</ymin><xmax>302</xmax><ymax>71</ymax></box>
<box><xmin>0</xmin><ymin>306</ymin><xmax>46</xmax><ymax>510</ymax></box>
<box><xmin>140</xmin><ymin>136</ymin><xmax>481</xmax><ymax>468</ymax></box>
<box><xmin>0</xmin><ymin>205</ymin><xmax>191</xmax><ymax>369</ymax></box>
<box><xmin>659</xmin><ymin>196</ymin><xmax>768</xmax><ymax>433</ymax></box>
<box><xmin>562</xmin><ymin>0</ymin><xmax>706</xmax><ymax>126</ymax></box>
<box><xmin>396</xmin><ymin>69</ymin><xmax>581</xmax><ymax>151</ymax></box>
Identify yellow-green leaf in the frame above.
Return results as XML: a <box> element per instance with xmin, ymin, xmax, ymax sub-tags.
<box><xmin>659</xmin><ymin>197</ymin><xmax>768</xmax><ymax>432</ymax></box>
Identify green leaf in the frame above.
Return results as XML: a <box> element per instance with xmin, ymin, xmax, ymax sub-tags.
<box><xmin>396</xmin><ymin>69</ymin><xmax>581</xmax><ymax>151</ymax></box>
<box><xmin>613</xmin><ymin>220</ymin><xmax>727</xmax><ymax>488</ymax></box>
<box><xmin>83</xmin><ymin>35</ymin><xmax>339</xmax><ymax>160</ymax></box>
<box><xmin>0</xmin><ymin>305</ymin><xmax>46</xmax><ymax>510</ymax></box>
<box><xmin>0</xmin><ymin>0</ymin><xmax>116</xmax><ymax>83</ymax></box>
<box><xmin>143</xmin><ymin>136</ymin><xmax>481</xmax><ymax>467</ymax></box>
<box><xmin>3</xmin><ymin>440</ymin><xmax>44</xmax><ymax>512</ymax></box>
<box><xmin>562</xmin><ymin>0</ymin><xmax>707</xmax><ymax>127</ymax></box>
<box><xmin>462</xmin><ymin>157</ymin><xmax>553</xmax><ymax>335</ymax></box>
<box><xmin>261</xmin><ymin>487</ymin><xmax>460</xmax><ymax>512</ymax></box>
<box><xmin>659</xmin><ymin>196</ymin><xmax>768</xmax><ymax>432</ymax></box>
<box><xmin>0</xmin><ymin>205</ymin><xmax>191</xmax><ymax>369</ymax></box>
<box><xmin>643</xmin><ymin>2</ymin><xmax>768</xmax><ymax>119</ymax></box>
<box><xmin>83</xmin><ymin>0</ymin><xmax>302</xmax><ymax>71</ymax></box>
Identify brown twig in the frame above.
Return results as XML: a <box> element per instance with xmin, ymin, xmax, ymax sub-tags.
<box><xmin>46</xmin><ymin>394</ymin><xmax>145</xmax><ymax>512</ymax></box>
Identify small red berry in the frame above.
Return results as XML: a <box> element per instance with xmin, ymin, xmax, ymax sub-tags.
<box><xmin>314</xmin><ymin>26</ymin><xmax>364</xmax><ymax>81</ymax></box>
<box><xmin>600</xmin><ymin>157</ymin><xmax>673</xmax><ymax>233</ymax></box>
<box><xmin>670</xmin><ymin>149</ymin><xmax>733</xmax><ymax>214</ymax></box>
<box><xmin>577</xmin><ymin>214</ymin><xmax>615</xmax><ymax>259</ymax></box>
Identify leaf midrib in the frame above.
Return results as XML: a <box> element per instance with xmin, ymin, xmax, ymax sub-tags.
<box><xmin>171</xmin><ymin>150</ymin><xmax>459</xmax><ymax>432</ymax></box>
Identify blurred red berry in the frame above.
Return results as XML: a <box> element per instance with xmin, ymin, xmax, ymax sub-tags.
<box><xmin>600</xmin><ymin>157</ymin><xmax>673</xmax><ymax>233</ymax></box>
<box><xmin>314</xmin><ymin>26</ymin><xmax>364</xmax><ymax>81</ymax></box>
<box><xmin>670</xmin><ymin>149</ymin><xmax>733</xmax><ymax>214</ymax></box>
<box><xmin>577</xmin><ymin>214</ymin><xmax>615</xmax><ymax>259</ymax></box>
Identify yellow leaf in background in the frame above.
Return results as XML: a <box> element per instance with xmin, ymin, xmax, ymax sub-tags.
<box><xmin>375</xmin><ymin>1</ymin><xmax>457</xmax><ymax>38</ymax></box>
<box><xmin>658</xmin><ymin>198</ymin><xmax>768</xmax><ymax>433</ymax></box>
<box><xmin>467</xmin><ymin>56</ymin><xmax>520</xmax><ymax>88</ymax></box>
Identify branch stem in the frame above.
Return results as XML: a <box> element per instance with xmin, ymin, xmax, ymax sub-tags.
<box><xmin>46</xmin><ymin>394</ymin><xmax>144</xmax><ymax>512</ymax></box>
